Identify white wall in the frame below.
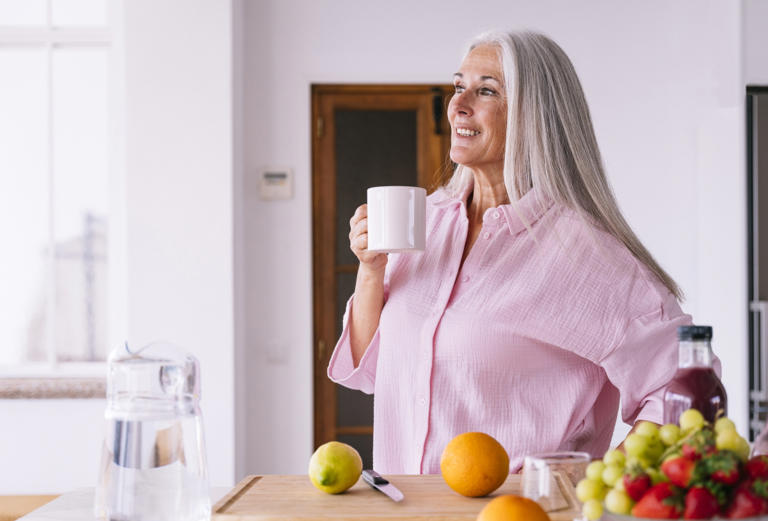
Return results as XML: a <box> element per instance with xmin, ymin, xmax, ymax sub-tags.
<box><xmin>746</xmin><ymin>0</ymin><xmax>768</xmax><ymax>85</ymax></box>
<box><xmin>242</xmin><ymin>0</ymin><xmax>749</xmax><ymax>474</ymax></box>
<box><xmin>0</xmin><ymin>0</ymin><xmax>237</xmax><ymax>493</ymax></box>
<box><xmin>122</xmin><ymin>0</ymin><xmax>236</xmax><ymax>488</ymax></box>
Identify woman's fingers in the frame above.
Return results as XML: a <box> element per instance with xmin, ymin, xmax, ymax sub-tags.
<box><xmin>349</xmin><ymin>218</ymin><xmax>368</xmax><ymax>241</ymax></box>
<box><xmin>353</xmin><ymin>232</ymin><xmax>368</xmax><ymax>251</ymax></box>
<box><xmin>349</xmin><ymin>204</ymin><xmax>386</xmax><ymax>268</ymax></box>
<box><xmin>349</xmin><ymin>204</ymin><xmax>368</xmax><ymax>228</ymax></box>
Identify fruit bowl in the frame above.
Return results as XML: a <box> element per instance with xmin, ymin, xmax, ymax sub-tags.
<box><xmin>601</xmin><ymin>514</ymin><xmax>768</xmax><ymax>521</ymax></box>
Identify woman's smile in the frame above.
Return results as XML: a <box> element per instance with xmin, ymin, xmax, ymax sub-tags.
<box><xmin>455</xmin><ymin>127</ymin><xmax>481</xmax><ymax>137</ymax></box>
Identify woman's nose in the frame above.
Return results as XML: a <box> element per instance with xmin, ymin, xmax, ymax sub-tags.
<box><xmin>452</xmin><ymin>92</ymin><xmax>473</xmax><ymax>117</ymax></box>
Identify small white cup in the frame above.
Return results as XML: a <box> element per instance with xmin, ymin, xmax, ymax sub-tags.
<box><xmin>366</xmin><ymin>186</ymin><xmax>426</xmax><ymax>253</ymax></box>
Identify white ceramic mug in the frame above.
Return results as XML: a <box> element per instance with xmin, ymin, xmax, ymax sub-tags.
<box><xmin>366</xmin><ymin>186</ymin><xmax>426</xmax><ymax>253</ymax></box>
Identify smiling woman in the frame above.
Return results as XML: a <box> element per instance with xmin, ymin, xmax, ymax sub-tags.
<box><xmin>328</xmin><ymin>30</ymin><xmax>704</xmax><ymax>475</ymax></box>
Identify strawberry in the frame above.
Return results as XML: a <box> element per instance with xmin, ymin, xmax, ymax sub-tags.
<box><xmin>661</xmin><ymin>456</ymin><xmax>697</xmax><ymax>488</ymax></box>
<box><xmin>682</xmin><ymin>428</ymin><xmax>716</xmax><ymax>461</ymax></box>
<box><xmin>632</xmin><ymin>482</ymin><xmax>685</xmax><ymax>519</ymax></box>
<box><xmin>624</xmin><ymin>465</ymin><xmax>653</xmax><ymax>501</ymax></box>
<box><xmin>684</xmin><ymin>486</ymin><xmax>720</xmax><ymax>519</ymax></box>
<box><xmin>746</xmin><ymin>455</ymin><xmax>768</xmax><ymax>480</ymax></box>
<box><xmin>725</xmin><ymin>480</ymin><xmax>768</xmax><ymax>518</ymax></box>
<box><xmin>702</xmin><ymin>450</ymin><xmax>742</xmax><ymax>485</ymax></box>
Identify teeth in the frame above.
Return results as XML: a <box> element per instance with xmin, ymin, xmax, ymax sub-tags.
<box><xmin>456</xmin><ymin>128</ymin><xmax>480</xmax><ymax>136</ymax></box>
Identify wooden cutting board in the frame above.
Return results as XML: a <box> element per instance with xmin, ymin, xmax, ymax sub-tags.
<box><xmin>212</xmin><ymin>472</ymin><xmax>581</xmax><ymax>521</ymax></box>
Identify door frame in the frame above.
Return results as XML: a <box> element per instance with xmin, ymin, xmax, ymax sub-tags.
<box><xmin>311</xmin><ymin>84</ymin><xmax>453</xmax><ymax>448</ymax></box>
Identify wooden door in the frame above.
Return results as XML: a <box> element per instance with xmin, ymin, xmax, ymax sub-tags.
<box><xmin>312</xmin><ymin>85</ymin><xmax>453</xmax><ymax>468</ymax></box>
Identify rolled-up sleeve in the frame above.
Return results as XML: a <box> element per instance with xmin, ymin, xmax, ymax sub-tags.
<box><xmin>599</xmin><ymin>291</ymin><xmax>693</xmax><ymax>425</ymax></box>
<box><xmin>327</xmin><ymin>295</ymin><xmax>380</xmax><ymax>394</ymax></box>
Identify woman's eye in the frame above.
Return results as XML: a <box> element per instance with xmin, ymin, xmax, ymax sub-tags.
<box><xmin>479</xmin><ymin>87</ymin><xmax>497</xmax><ymax>96</ymax></box>
<box><xmin>454</xmin><ymin>84</ymin><xmax>465</xmax><ymax>93</ymax></box>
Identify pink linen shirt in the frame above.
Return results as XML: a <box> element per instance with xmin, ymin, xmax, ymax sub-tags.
<box><xmin>328</xmin><ymin>182</ymin><xmax>693</xmax><ymax>474</ymax></box>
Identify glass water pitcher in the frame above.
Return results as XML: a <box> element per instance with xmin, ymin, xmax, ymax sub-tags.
<box><xmin>94</xmin><ymin>342</ymin><xmax>210</xmax><ymax>521</ymax></box>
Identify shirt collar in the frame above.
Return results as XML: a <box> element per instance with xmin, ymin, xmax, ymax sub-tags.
<box><xmin>433</xmin><ymin>175</ymin><xmax>555</xmax><ymax>235</ymax></box>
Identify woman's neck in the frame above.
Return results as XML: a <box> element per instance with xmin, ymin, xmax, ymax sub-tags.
<box><xmin>467</xmin><ymin>167</ymin><xmax>509</xmax><ymax>222</ymax></box>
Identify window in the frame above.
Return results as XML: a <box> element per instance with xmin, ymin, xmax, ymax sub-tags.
<box><xmin>0</xmin><ymin>0</ymin><xmax>114</xmax><ymax>378</ymax></box>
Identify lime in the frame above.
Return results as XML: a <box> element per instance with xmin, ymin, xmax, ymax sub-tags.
<box><xmin>308</xmin><ymin>441</ymin><xmax>363</xmax><ymax>494</ymax></box>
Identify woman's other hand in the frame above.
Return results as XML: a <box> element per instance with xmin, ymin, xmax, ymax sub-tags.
<box><xmin>349</xmin><ymin>204</ymin><xmax>387</xmax><ymax>273</ymax></box>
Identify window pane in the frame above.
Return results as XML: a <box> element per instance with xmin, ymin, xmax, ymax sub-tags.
<box><xmin>0</xmin><ymin>0</ymin><xmax>46</xmax><ymax>26</ymax></box>
<box><xmin>51</xmin><ymin>0</ymin><xmax>106</xmax><ymax>26</ymax></box>
<box><xmin>52</xmin><ymin>46</ymin><xmax>109</xmax><ymax>361</ymax></box>
<box><xmin>0</xmin><ymin>48</ymin><xmax>49</xmax><ymax>364</ymax></box>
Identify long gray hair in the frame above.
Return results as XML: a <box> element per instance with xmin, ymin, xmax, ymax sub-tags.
<box><xmin>446</xmin><ymin>30</ymin><xmax>683</xmax><ymax>301</ymax></box>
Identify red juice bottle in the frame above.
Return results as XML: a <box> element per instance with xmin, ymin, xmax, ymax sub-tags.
<box><xmin>663</xmin><ymin>325</ymin><xmax>727</xmax><ymax>424</ymax></box>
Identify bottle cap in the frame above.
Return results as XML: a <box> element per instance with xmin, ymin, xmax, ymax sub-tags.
<box><xmin>677</xmin><ymin>325</ymin><xmax>713</xmax><ymax>341</ymax></box>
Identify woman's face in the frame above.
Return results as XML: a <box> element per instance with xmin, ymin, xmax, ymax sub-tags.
<box><xmin>447</xmin><ymin>44</ymin><xmax>507</xmax><ymax>171</ymax></box>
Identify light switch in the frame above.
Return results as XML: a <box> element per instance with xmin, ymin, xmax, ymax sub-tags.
<box><xmin>258</xmin><ymin>167</ymin><xmax>293</xmax><ymax>200</ymax></box>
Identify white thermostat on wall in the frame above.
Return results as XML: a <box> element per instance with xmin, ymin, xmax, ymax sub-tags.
<box><xmin>258</xmin><ymin>167</ymin><xmax>293</xmax><ymax>200</ymax></box>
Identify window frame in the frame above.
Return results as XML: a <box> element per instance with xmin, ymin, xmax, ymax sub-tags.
<box><xmin>0</xmin><ymin>1</ymin><xmax>122</xmax><ymax>395</ymax></box>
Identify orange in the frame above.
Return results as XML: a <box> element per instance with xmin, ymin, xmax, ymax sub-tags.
<box><xmin>440</xmin><ymin>432</ymin><xmax>510</xmax><ymax>497</ymax></box>
<box><xmin>477</xmin><ymin>494</ymin><xmax>551</xmax><ymax>521</ymax></box>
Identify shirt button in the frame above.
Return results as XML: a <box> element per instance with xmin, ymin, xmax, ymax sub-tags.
<box><xmin>483</xmin><ymin>231</ymin><xmax>491</xmax><ymax>239</ymax></box>
<box><xmin>461</xmin><ymin>275</ymin><xmax>469</xmax><ymax>282</ymax></box>
<box><xmin>492</xmin><ymin>211</ymin><xmax>501</xmax><ymax>219</ymax></box>
<box><xmin>418</xmin><ymin>397</ymin><xmax>426</xmax><ymax>406</ymax></box>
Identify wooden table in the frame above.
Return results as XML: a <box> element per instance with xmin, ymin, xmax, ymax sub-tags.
<box><xmin>213</xmin><ymin>473</ymin><xmax>581</xmax><ymax>520</ymax></box>
<box><xmin>15</xmin><ymin>473</ymin><xmax>580</xmax><ymax>520</ymax></box>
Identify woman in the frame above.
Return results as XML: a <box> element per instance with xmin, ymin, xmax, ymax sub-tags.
<box><xmin>328</xmin><ymin>30</ymin><xmax>694</xmax><ymax>474</ymax></box>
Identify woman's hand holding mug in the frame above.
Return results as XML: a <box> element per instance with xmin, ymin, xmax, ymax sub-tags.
<box><xmin>349</xmin><ymin>204</ymin><xmax>388</xmax><ymax>273</ymax></box>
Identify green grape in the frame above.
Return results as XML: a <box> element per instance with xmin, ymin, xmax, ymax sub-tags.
<box><xmin>646</xmin><ymin>467</ymin><xmax>670</xmax><ymax>485</ymax></box>
<box><xmin>582</xmin><ymin>499</ymin><xmax>604</xmax><ymax>521</ymax></box>
<box><xmin>576</xmin><ymin>478</ymin><xmax>606</xmax><ymax>503</ymax></box>
<box><xmin>714</xmin><ymin>417</ymin><xmax>736</xmax><ymax>434</ymax></box>
<box><xmin>603</xmin><ymin>449</ymin><xmax>626</xmax><ymax>468</ymax></box>
<box><xmin>646</xmin><ymin>438</ymin><xmax>665</xmax><ymax>462</ymax></box>
<box><xmin>659</xmin><ymin>423</ymin><xmax>681</xmax><ymax>446</ymax></box>
<box><xmin>613</xmin><ymin>477</ymin><xmax>626</xmax><ymax>492</ymax></box>
<box><xmin>602</xmin><ymin>464</ymin><xmax>624</xmax><ymax>487</ymax></box>
<box><xmin>605</xmin><ymin>488</ymin><xmax>633</xmax><ymax>515</ymax></box>
<box><xmin>679</xmin><ymin>408</ymin><xmax>705</xmax><ymax>432</ymax></box>
<box><xmin>586</xmin><ymin>461</ymin><xmax>606</xmax><ymax>481</ymax></box>
<box><xmin>716</xmin><ymin>428</ymin><xmax>743</xmax><ymax>452</ymax></box>
<box><xmin>635</xmin><ymin>421</ymin><xmax>660</xmax><ymax>442</ymax></box>
<box><xmin>624</xmin><ymin>433</ymin><xmax>650</xmax><ymax>458</ymax></box>
<box><xmin>626</xmin><ymin>455</ymin><xmax>653</xmax><ymax>470</ymax></box>
<box><xmin>736</xmin><ymin>437</ymin><xmax>751</xmax><ymax>463</ymax></box>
